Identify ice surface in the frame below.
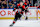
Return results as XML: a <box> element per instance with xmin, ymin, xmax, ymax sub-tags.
<box><xmin>0</xmin><ymin>20</ymin><xmax>40</xmax><ymax>27</ymax></box>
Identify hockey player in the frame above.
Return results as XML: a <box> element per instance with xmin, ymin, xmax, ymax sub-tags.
<box><xmin>10</xmin><ymin>1</ymin><xmax>28</xmax><ymax>26</ymax></box>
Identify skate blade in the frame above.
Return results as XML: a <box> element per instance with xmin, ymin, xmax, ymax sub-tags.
<box><xmin>9</xmin><ymin>25</ymin><xmax>13</xmax><ymax>27</ymax></box>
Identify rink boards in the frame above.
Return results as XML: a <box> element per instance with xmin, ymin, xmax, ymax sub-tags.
<box><xmin>0</xmin><ymin>7</ymin><xmax>40</xmax><ymax>20</ymax></box>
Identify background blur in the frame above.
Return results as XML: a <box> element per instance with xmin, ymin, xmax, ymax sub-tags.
<box><xmin>0</xmin><ymin>0</ymin><xmax>40</xmax><ymax>9</ymax></box>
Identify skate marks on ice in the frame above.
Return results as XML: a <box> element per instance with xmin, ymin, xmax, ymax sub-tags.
<box><xmin>12</xmin><ymin>20</ymin><xmax>40</xmax><ymax>27</ymax></box>
<box><xmin>0</xmin><ymin>20</ymin><xmax>40</xmax><ymax>27</ymax></box>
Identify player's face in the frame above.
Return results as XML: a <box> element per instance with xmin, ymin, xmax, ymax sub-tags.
<box><xmin>20</xmin><ymin>2</ymin><xmax>23</xmax><ymax>6</ymax></box>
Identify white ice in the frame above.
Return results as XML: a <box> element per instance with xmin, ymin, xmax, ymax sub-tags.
<box><xmin>0</xmin><ymin>20</ymin><xmax>40</xmax><ymax>27</ymax></box>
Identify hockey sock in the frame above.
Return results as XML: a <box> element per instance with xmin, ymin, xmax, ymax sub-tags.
<box><xmin>13</xmin><ymin>21</ymin><xmax>15</xmax><ymax>24</ymax></box>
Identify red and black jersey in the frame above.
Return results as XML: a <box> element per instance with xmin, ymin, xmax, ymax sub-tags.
<box><xmin>16</xmin><ymin>3</ymin><xmax>26</xmax><ymax>11</ymax></box>
<box><xmin>14</xmin><ymin>3</ymin><xmax>28</xmax><ymax>15</ymax></box>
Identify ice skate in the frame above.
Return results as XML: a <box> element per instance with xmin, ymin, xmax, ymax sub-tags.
<box><xmin>10</xmin><ymin>24</ymin><xmax>13</xmax><ymax>26</ymax></box>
